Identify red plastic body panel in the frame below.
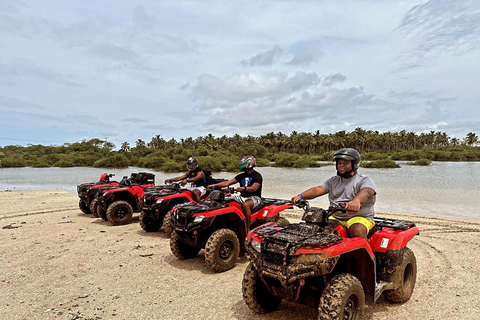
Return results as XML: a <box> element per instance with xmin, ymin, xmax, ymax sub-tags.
<box><xmin>193</xmin><ymin>202</ymin><xmax>293</xmax><ymax>223</ymax></box>
<box><xmin>369</xmin><ymin>226</ymin><xmax>419</xmax><ymax>252</ymax></box>
<box><xmin>156</xmin><ymin>191</ymin><xmax>194</xmax><ymax>203</ymax></box>
<box><xmin>295</xmin><ymin>237</ymin><xmax>375</xmax><ymax>259</ymax></box>
<box><xmin>90</xmin><ymin>182</ymin><xmax>118</xmax><ymax>189</ymax></box>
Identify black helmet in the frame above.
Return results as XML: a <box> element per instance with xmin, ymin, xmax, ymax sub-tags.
<box><xmin>186</xmin><ymin>157</ymin><xmax>198</xmax><ymax>171</ymax></box>
<box><xmin>333</xmin><ymin>148</ymin><xmax>361</xmax><ymax>171</ymax></box>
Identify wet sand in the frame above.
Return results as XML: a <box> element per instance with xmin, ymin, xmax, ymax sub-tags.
<box><xmin>1</xmin><ymin>190</ymin><xmax>479</xmax><ymax>319</ymax></box>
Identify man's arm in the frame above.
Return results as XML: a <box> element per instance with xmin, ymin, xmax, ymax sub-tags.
<box><xmin>210</xmin><ymin>178</ymin><xmax>237</xmax><ymax>189</ymax></box>
<box><xmin>165</xmin><ymin>172</ymin><xmax>188</xmax><ymax>184</ymax></box>
<box><xmin>346</xmin><ymin>187</ymin><xmax>375</xmax><ymax>213</ymax></box>
<box><xmin>240</xmin><ymin>182</ymin><xmax>260</xmax><ymax>193</ymax></box>
<box><xmin>291</xmin><ymin>186</ymin><xmax>327</xmax><ymax>203</ymax></box>
<box><xmin>184</xmin><ymin>171</ymin><xmax>205</xmax><ymax>183</ymax></box>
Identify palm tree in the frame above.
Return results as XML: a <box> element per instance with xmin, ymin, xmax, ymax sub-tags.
<box><xmin>120</xmin><ymin>142</ymin><xmax>130</xmax><ymax>152</ymax></box>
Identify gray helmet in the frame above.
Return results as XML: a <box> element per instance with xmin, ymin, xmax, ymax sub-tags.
<box><xmin>333</xmin><ymin>148</ymin><xmax>361</xmax><ymax>171</ymax></box>
<box><xmin>186</xmin><ymin>157</ymin><xmax>198</xmax><ymax>170</ymax></box>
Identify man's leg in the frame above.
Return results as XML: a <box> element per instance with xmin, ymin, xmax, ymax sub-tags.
<box><xmin>242</xmin><ymin>199</ymin><xmax>254</xmax><ymax>233</ymax></box>
<box><xmin>348</xmin><ymin>223</ymin><xmax>368</xmax><ymax>241</ymax></box>
<box><xmin>192</xmin><ymin>189</ymin><xmax>201</xmax><ymax>202</ymax></box>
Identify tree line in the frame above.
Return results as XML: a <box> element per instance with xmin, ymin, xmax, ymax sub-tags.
<box><xmin>0</xmin><ymin>129</ymin><xmax>479</xmax><ymax>171</ymax></box>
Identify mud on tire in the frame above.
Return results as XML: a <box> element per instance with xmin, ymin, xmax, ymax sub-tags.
<box><xmin>318</xmin><ymin>273</ymin><xmax>365</xmax><ymax>320</ymax></box>
<box><xmin>242</xmin><ymin>262</ymin><xmax>281</xmax><ymax>313</ymax></box>
<box><xmin>79</xmin><ymin>199</ymin><xmax>91</xmax><ymax>214</ymax></box>
<box><xmin>106</xmin><ymin>200</ymin><xmax>133</xmax><ymax>225</ymax></box>
<box><xmin>204</xmin><ymin>228</ymin><xmax>240</xmax><ymax>272</ymax></box>
<box><xmin>89</xmin><ymin>199</ymin><xmax>100</xmax><ymax>218</ymax></box>
<box><xmin>383</xmin><ymin>247</ymin><xmax>417</xmax><ymax>303</ymax></box>
<box><xmin>170</xmin><ymin>232</ymin><xmax>200</xmax><ymax>259</ymax></box>
<box><xmin>140</xmin><ymin>211</ymin><xmax>162</xmax><ymax>232</ymax></box>
<box><xmin>162</xmin><ymin>210</ymin><xmax>173</xmax><ymax>237</ymax></box>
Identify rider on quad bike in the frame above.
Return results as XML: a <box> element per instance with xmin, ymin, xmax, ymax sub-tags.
<box><xmin>141</xmin><ymin>158</ymin><xmax>225</xmax><ymax>235</ymax></box>
<box><xmin>207</xmin><ymin>155</ymin><xmax>263</xmax><ymax>234</ymax></box>
<box><xmin>95</xmin><ymin>172</ymin><xmax>155</xmax><ymax>225</ymax></box>
<box><xmin>77</xmin><ymin>173</ymin><xmax>117</xmax><ymax>215</ymax></box>
<box><xmin>243</xmin><ymin>201</ymin><xmax>419</xmax><ymax>319</ymax></box>
<box><xmin>165</xmin><ymin>157</ymin><xmax>207</xmax><ymax>202</ymax></box>
<box><xmin>291</xmin><ymin>148</ymin><xmax>376</xmax><ymax>242</ymax></box>
<box><xmin>170</xmin><ymin>187</ymin><xmax>291</xmax><ymax>272</ymax></box>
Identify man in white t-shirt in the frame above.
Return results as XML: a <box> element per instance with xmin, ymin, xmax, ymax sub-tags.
<box><xmin>291</xmin><ymin>148</ymin><xmax>376</xmax><ymax>241</ymax></box>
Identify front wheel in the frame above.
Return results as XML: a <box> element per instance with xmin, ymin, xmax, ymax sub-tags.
<box><xmin>140</xmin><ymin>212</ymin><xmax>162</xmax><ymax>232</ymax></box>
<box><xmin>204</xmin><ymin>229</ymin><xmax>240</xmax><ymax>272</ymax></box>
<box><xmin>162</xmin><ymin>210</ymin><xmax>173</xmax><ymax>237</ymax></box>
<box><xmin>170</xmin><ymin>232</ymin><xmax>200</xmax><ymax>259</ymax></box>
<box><xmin>318</xmin><ymin>273</ymin><xmax>365</xmax><ymax>320</ymax></box>
<box><xmin>242</xmin><ymin>262</ymin><xmax>281</xmax><ymax>313</ymax></box>
<box><xmin>106</xmin><ymin>200</ymin><xmax>133</xmax><ymax>225</ymax></box>
<box><xmin>79</xmin><ymin>199</ymin><xmax>90</xmax><ymax>214</ymax></box>
<box><xmin>89</xmin><ymin>199</ymin><xmax>100</xmax><ymax>218</ymax></box>
<box><xmin>383</xmin><ymin>247</ymin><xmax>417</xmax><ymax>303</ymax></box>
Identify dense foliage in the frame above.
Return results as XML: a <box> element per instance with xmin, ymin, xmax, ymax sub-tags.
<box><xmin>0</xmin><ymin>130</ymin><xmax>479</xmax><ymax>171</ymax></box>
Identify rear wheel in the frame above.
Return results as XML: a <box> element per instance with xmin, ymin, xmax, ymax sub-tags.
<box><xmin>242</xmin><ymin>262</ymin><xmax>281</xmax><ymax>313</ymax></box>
<box><xmin>89</xmin><ymin>199</ymin><xmax>100</xmax><ymax>218</ymax></box>
<box><xmin>162</xmin><ymin>211</ymin><xmax>173</xmax><ymax>237</ymax></box>
<box><xmin>383</xmin><ymin>247</ymin><xmax>417</xmax><ymax>303</ymax></box>
<box><xmin>170</xmin><ymin>232</ymin><xmax>200</xmax><ymax>259</ymax></box>
<box><xmin>318</xmin><ymin>273</ymin><xmax>365</xmax><ymax>320</ymax></box>
<box><xmin>79</xmin><ymin>199</ymin><xmax>90</xmax><ymax>214</ymax></box>
<box><xmin>106</xmin><ymin>200</ymin><xmax>133</xmax><ymax>225</ymax></box>
<box><xmin>204</xmin><ymin>229</ymin><xmax>240</xmax><ymax>272</ymax></box>
<box><xmin>140</xmin><ymin>212</ymin><xmax>162</xmax><ymax>232</ymax></box>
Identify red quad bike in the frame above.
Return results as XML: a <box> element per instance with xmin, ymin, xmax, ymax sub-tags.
<box><xmin>95</xmin><ymin>172</ymin><xmax>155</xmax><ymax>225</ymax></box>
<box><xmin>170</xmin><ymin>189</ymin><xmax>292</xmax><ymax>273</ymax></box>
<box><xmin>141</xmin><ymin>173</ymin><xmax>227</xmax><ymax>236</ymax></box>
<box><xmin>243</xmin><ymin>201</ymin><xmax>419</xmax><ymax>320</ymax></box>
<box><xmin>140</xmin><ymin>182</ymin><xmax>202</xmax><ymax>237</ymax></box>
<box><xmin>77</xmin><ymin>173</ymin><xmax>117</xmax><ymax>215</ymax></box>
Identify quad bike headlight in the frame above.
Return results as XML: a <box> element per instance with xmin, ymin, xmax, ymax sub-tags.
<box><xmin>193</xmin><ymin>215</ymin><xmax>205</xmax><ymax>223</ymax></box>
<box><xmin>251</xmin><ymin>239</ymin><xmax>261</xmax><ymax>253</ymax></box>
<box><xmin>156</xmin><ymin>198</ymin><xmax>163</xmax><ymax>204</ymax></box>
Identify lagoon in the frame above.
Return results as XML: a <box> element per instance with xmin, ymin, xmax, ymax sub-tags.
<box><xmin>0</xmin><ymin>161</ymin><xmax>478</xmax><ymax>220</ymax></box>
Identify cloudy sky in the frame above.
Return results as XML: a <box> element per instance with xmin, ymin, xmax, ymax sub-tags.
<box><xmin>1</xmin><ymin>0</ymin><xmax>479</xmax><ymax>148</ymax></box>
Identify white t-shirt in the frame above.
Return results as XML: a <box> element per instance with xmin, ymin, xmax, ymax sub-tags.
<box><xmin>320</xmin><ymin>172</ymin><xmax>376</xmax><ymax>220</ymax></box>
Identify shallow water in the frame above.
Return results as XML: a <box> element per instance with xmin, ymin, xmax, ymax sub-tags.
<box><xmin>0</xmin><ymin>162</ymin><xmax>478</xmax><ymax>219</ymax></box>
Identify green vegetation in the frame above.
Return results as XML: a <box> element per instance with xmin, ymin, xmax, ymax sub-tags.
<box><xmin>360</xmin><ymin>159</ymin><xmax>400</xmax><ymax>168</ymax></box>
<box><xmin>0</xmin><ymin>130</ymin><xmax>479</xmax><ymax>171</ymax></box>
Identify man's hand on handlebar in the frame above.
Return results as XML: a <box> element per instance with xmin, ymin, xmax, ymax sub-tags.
<box><xmin>291</xmin><ymin>195</ymin><xmax>302</xmax><ymax>204</ymax></box>
<box><xmin>345</xmin><ymin>199</ymin><xmax>361</xmax><ymax>215</ymax></box>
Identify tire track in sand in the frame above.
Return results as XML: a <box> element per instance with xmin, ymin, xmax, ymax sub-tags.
<box><xmin>0</xmin><ymin>206</ymin><xmax>78</xmax><ymax>220</ymax></box>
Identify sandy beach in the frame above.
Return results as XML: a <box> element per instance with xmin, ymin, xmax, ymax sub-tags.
<box><xmin>1</xmin><ymin>189</ymin><xmax>479</xmax><ymax>320</ymax></box>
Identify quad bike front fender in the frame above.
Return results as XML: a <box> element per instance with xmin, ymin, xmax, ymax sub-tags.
<box><xmin>295</xmin><ymin>237</ymin><xmax>375</xmax><ymax>260</ymax></box>
<box><xmin>158</xmin><ymin>192</ymin><xmax>194</xmax><ymax>203</ymax></box>
<box><xmin>253</xmin><ymin>203</ymin><xmax>293</xmax><ymax>220</ymax></box>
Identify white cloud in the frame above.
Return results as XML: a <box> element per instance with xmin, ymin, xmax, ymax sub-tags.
<box><xmin>240</xmin><ymin>45</ymin><xmax>282</xmax><ymax>67</ymax></box>
<box><xmin>0</xmin><ymin>0</ymin><xmax>479</xmax><ymax>147</ymax></box>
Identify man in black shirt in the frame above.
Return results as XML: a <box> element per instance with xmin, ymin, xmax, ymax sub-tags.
<box><xmin>165</xmin><ymin>157</ymin><xmax>207</xmax><ymax>202</ymax></box>
<box><xmin>208</xmin><ymin>156</ymin><xmax>262</xmax><ymax>232</ymax></box>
